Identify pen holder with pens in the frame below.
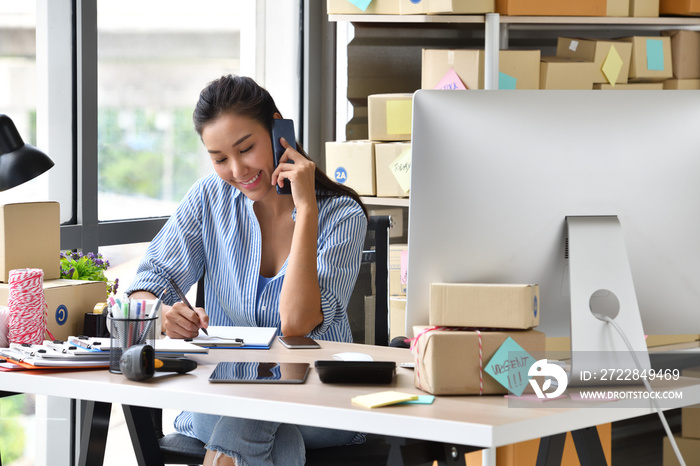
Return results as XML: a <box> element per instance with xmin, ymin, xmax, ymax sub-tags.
<box><xmin>109</xmin><ymin>316</ymin><xmax>157</xmax><ymax>374</ymax></box>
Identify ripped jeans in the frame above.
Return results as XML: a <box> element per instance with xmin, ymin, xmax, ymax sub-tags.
<box><xmin>191</xmin><ymin>413</ymin><xmax>359</xmax><ymax>466</ymax></box>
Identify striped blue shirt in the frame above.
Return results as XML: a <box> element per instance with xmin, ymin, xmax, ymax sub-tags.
<box><xmin>126</xmin><ymin>173</ymin><xmax>367</xmax><ymax>440</ymax></box>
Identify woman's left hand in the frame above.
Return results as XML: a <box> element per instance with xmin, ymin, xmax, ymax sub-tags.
<box><xmin>271</xmin><ymin>137</ymin><xmax>317</xmax><ymax>212</ymax></box>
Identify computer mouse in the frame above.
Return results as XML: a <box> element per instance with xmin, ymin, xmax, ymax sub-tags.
<box><xmin>332</xmin><ymin>352</ymin><xmax>373</xmax><ymax>362</ymax></box>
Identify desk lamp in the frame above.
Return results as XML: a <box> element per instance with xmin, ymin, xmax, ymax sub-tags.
<box><xmin>0</xmin><ymin>113</ymin><xmax>54</xmax><ymax>191</ymax></box>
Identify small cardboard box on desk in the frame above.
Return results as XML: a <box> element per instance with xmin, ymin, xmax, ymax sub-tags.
<box><xmin>0</xmin><ymin>279</ymin><xmax>107</xmax><ymax>341</ymax></box>
<box><xmin>0</xmin><ymin>201</ymin><xmax>61</xmax><ymax>283</ymax></box>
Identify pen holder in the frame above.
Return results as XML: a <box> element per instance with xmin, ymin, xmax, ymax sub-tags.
<box><xmin>109</xmin><ymin>316</ymin><xmax>157</xmax><ymax>374</ymax></box>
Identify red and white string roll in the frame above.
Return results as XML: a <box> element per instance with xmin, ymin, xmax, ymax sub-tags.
<box><xmin>7</xmin><ymin>268</ymin><xmax>52</xmax><ymax>344</ymax></box>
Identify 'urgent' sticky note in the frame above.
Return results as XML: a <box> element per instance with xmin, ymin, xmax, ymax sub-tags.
<box><xmin>351</xmin><ymin>391</ymin><xmax>418</xmax><ymax>409</ymax></box>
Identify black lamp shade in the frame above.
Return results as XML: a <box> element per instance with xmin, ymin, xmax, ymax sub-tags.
<box><xmin>0</xmin><ymin>114</ymin><xmax>55</xmax><ymax>191</ymax></box>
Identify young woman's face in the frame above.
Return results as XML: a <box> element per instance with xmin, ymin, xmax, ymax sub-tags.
<box><xmin>201</xmin><ymin>112</ymin><xmax>275</xmax><ymax>202</ymax></box>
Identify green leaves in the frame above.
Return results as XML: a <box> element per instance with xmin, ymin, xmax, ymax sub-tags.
<box><xmin>59</xmin><ymin>251</ymin><xmax>119</xmax><ymax>297</ymax></box>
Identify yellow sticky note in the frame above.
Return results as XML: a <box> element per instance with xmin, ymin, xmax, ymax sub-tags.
<box><xmin>601</xmin><ymin>45</ymin><xmax>623</xmax><ymax>87</ymax></box>
<box><xmin>386</xmin><ymin>100</ymin><xmax>412</xmax><ymax>136</ymax></box>
<box><xmin>389</xmin><ymin>147</ymin><xmax>411</xmax><ymax>194</ymax></box>
<box><xmin>351</xmin><ymin>391</ymin><xmax>418</xmax><ymax>409</ymax></box>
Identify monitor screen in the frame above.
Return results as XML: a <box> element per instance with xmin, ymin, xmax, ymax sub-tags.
<box><xmin>406</xmin><ymin>89</ymin><xmax>700</xmax><ymax>341</ymax></box>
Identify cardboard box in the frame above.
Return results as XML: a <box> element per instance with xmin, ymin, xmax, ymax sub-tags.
<box><xmin>0</xmin><ymin>202</ymin><xmax>61</xmax><ymax>283</ymax></box>
<box><xmin>390</xmin><ymin>296</ymin><xmax>407</xmax><ymax>340</ymax></box>
<box><xmin>466</xmin><ymin>423</ymin><xmax>612</xmax><ymax>465</ymax></box>
<box><xmin>683</xmin><ymin>405</ymin><xmax>700</xmax><ymax>439</ymax></box>
<box><xmin>421</xmin><ymin>49</ymin><xmax>541</xmax><ymax>90</ymax></box>
<box><xmin>496</xmin><ymin>0</ymin><xmax>606</xmax><ymax>16</ymax></box>
<box><xmin>375</xmin><ymin>142</ymin><xmax>411</xmax><ymax>198</ymax></box>
<box><xmin>620</xmin><ymin>36</ymin><xmax>673</xmax><ymax>81</ymax></box>
<box><xmin>661</xmin><ymin>30</ymin><xmax>700</xmax><ymax>79</ymax></box>
<box><xmin>660</xmin><ymin>0</ymin><xmax>700</xmax><ymax>16</ymax></box>
<box><xmin>368</xmin><ymin>94</ymin><xmax>413</xmax><ymax>142</ymax></box>
<box><xmin>630</xmin><ymin>0</ymin><xmax>660</xmax><ymax>16</ymax></box>
<box><xmin>556</xmin><ymin>38</ymin><xmax>633</xmax><ymax>84</ymax></box>
<box><xmin>412</xmin><ymin>326</ymin><xmax>546</xmax><ymax>395</ymax></box>
<box><xmin>540</xmin><ymin>57</ymin><xmax>597</xmax><ymax>89</ymax></box>
<box><xmin>664</xmin><ymin>78</ymin><xmax>700</xmax><ymax>89</ymax></box>
<box><xmin>327</xmin><ymin>0</ymin><xmax>401</xmax><ymax>14</ymax></box>
<box><xmin>663</xmin><ymin>435</ymin><xmax>700</xmax><ymax>465</ymax></box>
<box><xmin>390</xmin><ymin>243</ymin><xmax>408</xmax><ymax>296</ymax></box>
<box><xmin>0</xmin><ymin>279</ymin><xmax>107</xmax><ymax>341</ymax></box>
<box><xmin>593</xmin><ymin>82</ymin><xmax>664</xmax><ymax>89</ymax></box>
<box><xmin>325</xmin><ymin>141</ymin><xmax>376</xmax><ymax>196</ymax></box>
<box><xmin>429</xmin><ymin>283</ymin><xmax>540</xmax><ymax>329</ymax></box>
<box><xmin>400</xmin><ymin>0</ymin><xmax>494</xmax><ymax>14</ymax></box>
<box><xmin>608</xmin><ymin>0</ymin><xmax>631</xmax><ymax>15</ymax></box>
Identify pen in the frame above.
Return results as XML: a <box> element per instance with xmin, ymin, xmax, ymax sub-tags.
<box><xmin>168</xmin><ymin>277</ymin><xmax>208</xmax><ymax>336</ymax></box>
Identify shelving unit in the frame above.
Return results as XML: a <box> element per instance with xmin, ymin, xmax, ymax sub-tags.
<box><xmin>330</xmin><ymin>13</ymin><xmax>700</xmax><ymax>209</ymax></box>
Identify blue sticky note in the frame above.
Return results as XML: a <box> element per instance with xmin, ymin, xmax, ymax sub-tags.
<box><xmin>399</xmin><ymin>395</ymin><xmax>435</xmax><ymax>405</ymax></box>
<box><xmin>484</xmin><ymin>337</ymin><xmax>535</xmax><ymax>396</ymax></box>
<box><xmin>348</xmin><ymin>0</ymin><xmax>372</xmax><ymax>11</ymax></box>
<box><xmin>646</xmin><ymin>39</ymin><xmax>665</xmax><ymax>71</ymax></box>
<box><xmin>499</xmin><ymin>72</ymin><xmax>517</xmax><ymax>90</ymax></box>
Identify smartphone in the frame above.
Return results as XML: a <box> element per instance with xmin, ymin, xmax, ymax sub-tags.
<box><xmin>271</xmin><ymin>118</ymin><xmax>296</xmax><ymax>195</ymax></box>
<box><xmin>277</xmin><ymin>335</ymin><xmax>320</xmax><ymax>349</ymax></box>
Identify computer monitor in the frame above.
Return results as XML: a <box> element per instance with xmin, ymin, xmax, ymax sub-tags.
<box><xmin>406</xmin><ymin>90</ymin><xmax>700</xmax><ymax>372</ymax></box>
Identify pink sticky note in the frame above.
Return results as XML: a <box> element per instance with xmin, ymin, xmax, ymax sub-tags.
<box><xmin>400</xmin><ymin>250</ymin><xmax>408</xmax><ymax>285</ymax></box>
<box><xmin>434</xmin><ymin>68</ymin><xmax>467</xmax><ymax>90</ymax></box>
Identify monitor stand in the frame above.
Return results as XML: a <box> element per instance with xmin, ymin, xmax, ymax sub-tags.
<box><xmin>566</xmin><ymin>216</ymin><xmax>651</xmax><ymax>386</ymax></box>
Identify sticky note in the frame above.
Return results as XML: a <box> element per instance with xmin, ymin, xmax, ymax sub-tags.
<box><xmin>400</xmin><ymin>250</ymin><xmax>408</xmax><ymax>285</ymax></box>
<box><xmin>499</xmin><ymin>72</ymin><xmax>517</xmax><ymax>90</ymax></box>
<box><xmin>484</xmin><ymin>337</ymin><xmax>536</xmax><ymax>396</ymax></box>
<box><xmin>389</xmin><ymin>147</ymin><xmax>411</xmax><ymax>193</ymax></box>
<box><xmin>646</xmin><ymin>39</ymin><xmax>665</xmax><ymax>71</ymax></box>
<box><xmin>400</xmin><ymin>395</ymin><xmax>435</xmax><ymax>404</ymax></box>
<box><xmin>434</xmin><ymin>68</ymin><xmax>467</xmax><ymax>90</ymax></box>
<box><xmin>386</xmin><ymin>100</ymin><xmax>412</xmax><ymax>136</ymax></box>
<box><xmin>602</xmin><ymin>45</ymin><xmax>624</xmax><ymax>86</ymax></box>
<box><xmin>351</xmin><ymin>391</ymin><xmax>418</xmax><ymax>409</ymax></box>
<box><xmin>348</xmin><ymin>0</ymin><xmax>372</xmax><ymax>11</ymax></box>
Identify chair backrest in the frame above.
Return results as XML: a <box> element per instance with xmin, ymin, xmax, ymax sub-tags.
<box><xmin>345</xmin><ymin>215</ymin><xmax>391</xmax><ymax>346</ymax></box>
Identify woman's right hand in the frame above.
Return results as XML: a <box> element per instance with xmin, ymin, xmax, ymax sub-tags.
<box><xmin>163</xmin><ymin>302</ymin><xmax>209</xmax><ymax>339</ymax></box>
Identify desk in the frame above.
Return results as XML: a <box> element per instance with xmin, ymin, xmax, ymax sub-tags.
<box><xmin>2</xmin><ymin>340</ymin><xmax>700</xmax><ymax>465</ymax></box>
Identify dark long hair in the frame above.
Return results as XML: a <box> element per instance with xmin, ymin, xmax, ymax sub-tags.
<box><xmin>193</xmin><ymin>75</ymin><xmax>367</xmax><ymax>217</ymax></box>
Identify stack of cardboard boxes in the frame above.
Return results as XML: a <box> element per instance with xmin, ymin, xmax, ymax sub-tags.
<box><xmin>328</xmin><ymin>0</ymin><xmax>700</xmax><ymax>17</ymax></box>
<box><xmin>410</xmin><ymin>283</ymin><xmax>545</xmax><ymax>395</ymax></box>
<box><xmin>326</xmin><ymin>93</ymin><xmax>413</xmax><ymax>199</ymax></box>
<box><xmin>0</xmin><ymin>202</ymin><xmax>106</xmax><ymax>342</ymax></box>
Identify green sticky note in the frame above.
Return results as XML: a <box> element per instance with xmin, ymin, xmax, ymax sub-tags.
<box><xmin>386</xmin><ymin>100</ymin><xmax>412</xmax><ymax>136</ymax></box>
<box><xmin>348</xmin><ymin>0</ymin><xmax>372</xmax><ymax>11</ymax></box>
<box><xmin>499</xmin><ymin>72</ymin><xmax>517</xmax><ymax>90</ymax></box>
<box><xmin>646</xmin><ymin>39</ymin><xmax>664</xmax><ymax>71</ymax></box>
<box><xmin>484</xmin><ymin>337</ymin><xmax>535</xmax><ymax>396</ymax></box>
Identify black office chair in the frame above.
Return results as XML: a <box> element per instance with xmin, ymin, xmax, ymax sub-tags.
<box><xmin>123</xmin><ymin>215</ymin><xmax>397</xmax><ymax>465</ymax></box>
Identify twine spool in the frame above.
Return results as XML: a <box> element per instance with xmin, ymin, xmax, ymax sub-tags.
<box><xmin>7</xmin><ymin>268</ymin><xmax>50</xmax><ymax>345</ymax></box>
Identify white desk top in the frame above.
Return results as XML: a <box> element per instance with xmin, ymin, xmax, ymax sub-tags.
<box><xmin>2</xmin><ymin>339</ymin><xmax>700</xmax><ymax>449</ymax></box>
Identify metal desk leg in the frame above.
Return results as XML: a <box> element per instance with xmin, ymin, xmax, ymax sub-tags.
<box><xmin>78</xmin><ymin>400</ymin><xmax>112</xmax><ymax>466</ymax></box>
<box><xmin>122</xmin><ymin>405</ymin><xmax>165</xmax><ymax>466</ymax></box>
<box><xmin>536</xmin><ymin>433</ymin><xmax>567</xmax><ymax>466</ymax></box>
<box><xmin>571</xmin><ymin>426</ymin><xmax>608</xmax><ymax>466</ymax></box>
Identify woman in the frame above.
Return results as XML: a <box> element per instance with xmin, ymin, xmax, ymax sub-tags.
<box><xmin>126</xmin><ymin>75</ymin><xmax>368</xmax><ymax>465</ymax></box>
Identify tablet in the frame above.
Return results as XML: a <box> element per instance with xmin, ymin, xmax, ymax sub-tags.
<box><xmin>209</xmin><ymin>362</ymin><xmax>310</xmax><ymax>384</ymax></box>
